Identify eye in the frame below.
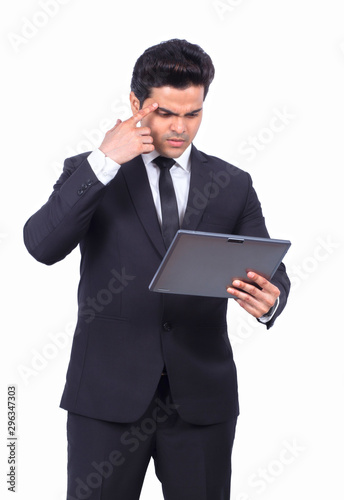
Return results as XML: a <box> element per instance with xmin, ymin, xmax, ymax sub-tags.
<box><xmin>187</xmin><ymin>113</ymin><xmax>199</xmax><ymax>118</ymax></box>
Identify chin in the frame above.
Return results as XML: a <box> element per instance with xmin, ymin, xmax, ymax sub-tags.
<box><xmin>163</xmin><ymin>145</ymin><xmax>189</xmax><ymax>158</ymax></box>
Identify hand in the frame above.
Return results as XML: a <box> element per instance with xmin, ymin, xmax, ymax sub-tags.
<box><xmin>99</xmin><ymin>103</ymin><xmax>158</xmax><ymax>164</ymax></box>
<box><xmin>227</xmin><ymin>271</ymin><xmax>280</xmax><ymax>319</ymax></box>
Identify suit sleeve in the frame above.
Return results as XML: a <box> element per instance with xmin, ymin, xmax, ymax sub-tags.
<box><xmin>23</xmin><ymin>153</ymin><xmax>106</xmax><ymax>265</ymax></box>
<box><xmin>233</xmin><ymin>173</ymin><xmax>291</xmax><ymax>329</ymax></box>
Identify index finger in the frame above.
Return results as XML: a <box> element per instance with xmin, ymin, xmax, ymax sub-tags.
<box><xmin>131</xmin><ymin>103</ymin><xmax>159</xmax><ymax>124</ymax></box>
<box><xmin>246</xmin><ymin>272</ymin><xmax>278</xmax><ymax>293</ymax></box>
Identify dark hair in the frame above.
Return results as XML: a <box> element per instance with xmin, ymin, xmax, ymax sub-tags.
<box><xmin>131</xmin><ymin>39</ymin><xmax>215</xmax><ymax>107</ymax></box>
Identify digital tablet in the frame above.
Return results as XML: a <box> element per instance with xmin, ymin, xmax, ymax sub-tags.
<box><xmin>149</xmin><ymin>230</ymin><xmax>291</xmax><ymax>298</ymax></box>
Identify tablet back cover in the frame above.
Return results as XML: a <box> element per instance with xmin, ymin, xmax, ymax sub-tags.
<box><xmin>149</xmin><ymin>230</ymin><xmax>290</xmax><ymax>298</ymax></box>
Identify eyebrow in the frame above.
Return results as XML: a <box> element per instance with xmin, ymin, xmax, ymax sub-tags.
<box><xmin>157</xmin><ymin>107</ymin><xmax>203</xmax><ymax>117</ymax></box>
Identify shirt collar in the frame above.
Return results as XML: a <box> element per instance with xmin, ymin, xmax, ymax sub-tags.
<box><xmin>141</xmin><ymin>144</ymin><xmax>192</xmax><ymax>172</ymax></box>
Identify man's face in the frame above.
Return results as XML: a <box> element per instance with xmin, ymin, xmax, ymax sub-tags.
<box><xmin>130</xmin><ymin>85</ymin><xmax>204</xmax><ymax>158</ymax></box>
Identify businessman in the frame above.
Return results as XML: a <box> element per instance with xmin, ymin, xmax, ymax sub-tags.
<box><xmin>24</xmin><ymin>39</ymin><xmax>290</xmax><ymax>500</ymax></box>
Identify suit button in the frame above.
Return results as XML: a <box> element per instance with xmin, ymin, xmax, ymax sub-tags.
<box><xmin>163</xmin><ymin>322</ymin><xmax>171</xmax><ymax>332</ymax></box>
<box><xmin>77</xmin><ymin>189</ymin><xmax>84</xmax><ymax>195</ymax></box>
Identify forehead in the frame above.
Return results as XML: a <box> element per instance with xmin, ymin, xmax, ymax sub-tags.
<box><xmin>148</xmin><ymin>85</ymin><xmax>204</xmax><ymax>113</ymax></box>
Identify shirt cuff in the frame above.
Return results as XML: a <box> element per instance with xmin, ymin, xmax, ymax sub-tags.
<box><xmin>258</xmin><ymin>296</ymin><xmax>280</xmax><ymax>324</ymax></box>
<box><xmin>87</xmin><ymin>149</ymin><xmax>121</xmax><ymax>185</ymax></box>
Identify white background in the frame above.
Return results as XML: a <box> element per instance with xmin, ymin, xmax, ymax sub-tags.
<box><xmin>1</xmin><ymin>0</ymin><xmax>343</xmax><ymax>499</ymax></box>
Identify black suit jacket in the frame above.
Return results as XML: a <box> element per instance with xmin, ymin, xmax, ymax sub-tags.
<box><xmin>23</xmin><ymin>145</ymin><xmax>290</xmax><ymax>425</ymax></box>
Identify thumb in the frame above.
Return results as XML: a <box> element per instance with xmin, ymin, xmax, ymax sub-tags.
<box><xmin>110</xmin><ymin>118</ymin><xmax>122</xmax><ymax>131</ymax></box>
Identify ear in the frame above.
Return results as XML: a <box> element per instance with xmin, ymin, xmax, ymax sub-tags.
<box><xmin>130</xmin><ymin>91</ymin><xmax>140</xmax><ymax>114</ymax></box>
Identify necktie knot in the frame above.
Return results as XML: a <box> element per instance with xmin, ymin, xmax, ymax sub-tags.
<box><xmin>154</xmin><ymin>156</ymin><xmax>176</xmax><ymax>170</ymax></box>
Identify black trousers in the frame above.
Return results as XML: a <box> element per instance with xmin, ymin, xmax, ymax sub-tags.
<box><xmin>66</xmin><ymin>375</ymin><xmax>237</xmax><ymax>500</ymax></box>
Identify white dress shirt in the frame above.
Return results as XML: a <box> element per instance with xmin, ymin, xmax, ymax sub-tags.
<box><xmin>87</xmin><ymin>146</ymin><xmax>191</xmax><ymax>226</ymax></box>
<box><xmin>87</xmin><ymin>146</ymin><xmax>278</xmax><ymax>322</ymax></box>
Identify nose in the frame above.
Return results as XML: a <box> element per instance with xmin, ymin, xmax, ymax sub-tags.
<box><xmin>170</xmin><ymin>116</ymin><xmax>185</xmax><ymax>135</ymax></box>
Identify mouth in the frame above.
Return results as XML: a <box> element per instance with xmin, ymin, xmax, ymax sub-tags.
<box><xmin>167</xmin><ymin>138</ymin><xmax>186</xmax><ymax>147</ymax></box>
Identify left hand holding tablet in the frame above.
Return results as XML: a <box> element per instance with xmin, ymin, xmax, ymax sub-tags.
<box><xmin>227</xmin><ymin>271</ymin><xmax>280</xmax><ymax>318</ymax></box>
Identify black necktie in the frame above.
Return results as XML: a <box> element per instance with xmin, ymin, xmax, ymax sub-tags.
<box><xmin>154</xmin><ymin>156</ymin><xmax>180</xmax><ymax>249</ymax></box>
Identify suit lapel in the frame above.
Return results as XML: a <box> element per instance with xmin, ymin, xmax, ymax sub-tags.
<box><xmin>121</xmin><ymin>146</ymin><xmax>212</xmax><ymax>256</ymax></box>
<box><xmin>181</xmin><ymin>144</ymin><xmax>211</xmax><ymax>230</ymax></box>
<box><xmin>121</xmin><ymin>156</ymin><xmax>166</xmax><ymax>258</ymax></box>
